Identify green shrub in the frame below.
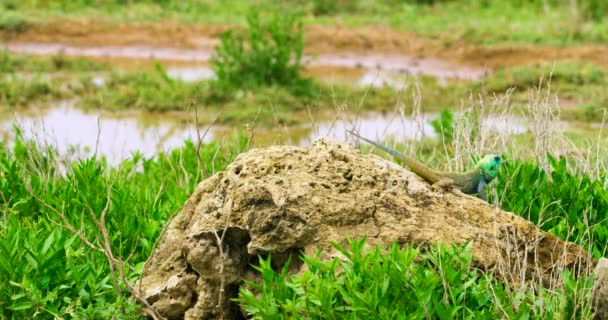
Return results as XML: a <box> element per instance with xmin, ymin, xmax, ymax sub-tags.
<box><xmin>493</xmin><ymin>155</ymin><xmax>608</xmax><ymax>258</ymax></box>
<box><xmin>211</xmin><ymin>9</ymin><xmax>316</xmax><ymax>97</ymax></box>
<box><xmin>238</xmin><ymin>238</ymin><xmax>594</xmax><ymax>319</ymax></box>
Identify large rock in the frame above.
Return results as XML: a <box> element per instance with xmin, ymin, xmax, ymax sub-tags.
<box><xmin>136</xmin><ymin>139</ymin><xmax>594</xmax><ymax>319</ymax></box>
<box><xmin>592</xmin><ymin>258</ymin><xmax>608</xmax><ymax>320</ymax></box>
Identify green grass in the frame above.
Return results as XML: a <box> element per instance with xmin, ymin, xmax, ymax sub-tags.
<box><xmin>0</xmin><ymin>73</ymin><xmax>98</xmax><ymax>106</ymax></box>
<box><xmin>476</xmin><ymin>61</ymin><xmax>606</xmax><ymax>93</ymax></box>
<box><xmin>0</xmin><ymin>51</ymin><xmax>107</xmax><ymax>73</ymax></box>
<box><xmin>5</xmin><ymin>0</ymin><xmax>608</xmax><ymax>46</ymax></box>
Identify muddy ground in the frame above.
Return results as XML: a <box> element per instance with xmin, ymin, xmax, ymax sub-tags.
<box><xmin>3</xmin><ymin>19</ymin><xmax>608</xmax><ymax>70</ymax></box>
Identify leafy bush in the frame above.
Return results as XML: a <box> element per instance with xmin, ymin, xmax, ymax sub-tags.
<box><xmin>0</xmin><ymin>130</ymin><xmax>248</xmax><ymax>318</ymax></box>
<box><xmin>238</xmin><ymin>238</ymin><xmax>594</xmax><ymax>319</ymax></box>
<box><xmin>211</xmin><ymin>9</ymin><xmax>316</xmax><ymax>97</ymax></box>
<box><xmin>493</xmin><ymin>155</ymin><xmax>608</xmax><ymax>258</ymax></box>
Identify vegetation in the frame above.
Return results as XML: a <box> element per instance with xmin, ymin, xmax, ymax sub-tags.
<box><xmin>1</xmin><ymin>1</ymin><xmax>607</xmax><ymax>318</ymax></box>
<box><xmin>4</xmin><ymin>0</ymin><xmax>608</xmax><ymax>46</ymax></box>
<box><xmin>2</xmin><ymin>54</ymin><xmax>607</xmax><ymax>125</ymax></box>
<box><xmin>0</xmin><ymin>10</ymin><xmax>28</xmax><ymax>33</ymax></box>
<box><xmin>494</xmin><ymin>155</ymin><xmax>608</xmax><ymax>259</ymax></box>
<box><xmin>0</xmin><ymin>130</ymin><xmax>248</xmax><ymax>318</ymax></box>
<box><xmin>0</xmin><ymin>51</ymin><xmax>106</xmax><ymax>73</ymax></box>
<box><xmin>477</xmin><ymin>61</ymin><xmax>606</xmax><ymax>93</ymax></box>
<box><xmin>1</xmin><ymin>104</ymin><xmax>606</xmax><ymax>317</ymax></box>
<box><xmin>212</xmin><ymin>9</ymin><xmax>316</xmax><ymax>97</ymax></box>
<box><xmin>238</xmin><ymin>239</ymin><xmax>594</xmax><ymax>319</ymax></box>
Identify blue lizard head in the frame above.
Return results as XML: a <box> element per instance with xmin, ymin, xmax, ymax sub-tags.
<box><xmin>477</xmin><ymin>154</ymin><xmax>502</xmax><ymax>181</ymax></box>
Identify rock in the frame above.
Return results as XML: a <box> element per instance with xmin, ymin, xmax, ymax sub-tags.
<box><xmin>592</xmin><ymin>258</ymin><xmax>608</xmax><ymax>320</ymax></box>
<box><xmin>135</xmin><ymin>138</ymin><xmax>594</xmax><ymax>319</ymax></box>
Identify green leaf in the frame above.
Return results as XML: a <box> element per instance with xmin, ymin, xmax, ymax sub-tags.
<box><xmin>8</xmin><ymin>301</ymin><xmax>33</xmax><ymax>311</ymax></box>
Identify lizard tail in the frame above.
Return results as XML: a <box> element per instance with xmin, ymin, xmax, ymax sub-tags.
<box><xmin>347</xmin><ymin>129</ymin><xmax>441</xmax><ymax>183</ymax></box>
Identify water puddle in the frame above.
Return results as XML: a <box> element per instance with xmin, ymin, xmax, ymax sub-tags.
<box><xmin>3</xmin><ymin>42</ymin><xmax>214</xmax><ymax>62</ymax></box>
<box><xmin>1</xmin><ymin>102</ymin><xmax>531</xmax><ymax>166</ymax></box>
<box><xmin>166</xmin><ymin>67</ymin><xmax>216</xmax><ymax>82</ymax></box>
<box><xmin>3</xmin><ymin>42</ymin><xmax>489</xmax><ymax>88</ymax></box>
<box><xmin>0</xmin><ymin>101</ymin><xmax>215</xmax><ymax>165</ymax></box>
<box><xmin>305</xmin><ymin>53</ymin><xmax>487</xmax><ymax>81</ymax></box>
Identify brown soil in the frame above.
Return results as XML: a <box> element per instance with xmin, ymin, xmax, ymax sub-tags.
<box><xmin>136</xmin><ymin>138</ymin><xmax>594</xmax><ymax>319</ymax></box>
<box><xmin>4</xmin><ymin>18</ymin><xmax>608</xmax><ymax>70</ymax></box>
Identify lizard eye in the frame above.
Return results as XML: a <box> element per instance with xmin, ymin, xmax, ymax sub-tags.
<box><xmin>494</xmin><ymin>156</ymin><xmax>500</xmax><ymax>162</ymax></box>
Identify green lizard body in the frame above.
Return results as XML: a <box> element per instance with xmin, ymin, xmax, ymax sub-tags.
<box><xmin>347</xmin><ymin>129</ymin><xmax>502</xmax><ymax>200</ymax></box>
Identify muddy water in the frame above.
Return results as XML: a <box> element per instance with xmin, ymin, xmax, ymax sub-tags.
<box><xmin>1</xmin><ymin>101</ymin><xmax>531</xmax><ymax>166</ymax></box>
<box><xmin>4</xmin><ymin>42</ymin><xmax>214</xmax><ymax>62</ymax></box>
<box><xmin>3</xmin><ymin>42</ymin><xmax>488</xmax><ymax>87</ymax></box>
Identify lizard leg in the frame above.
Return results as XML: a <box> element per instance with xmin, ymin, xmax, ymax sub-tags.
<box><xmin>430</xmin><ymin>178</ymin><xmax>456</xmax><ymax>193</ymax></box>
<box><xmin>476</xmin><ymin>180</ymin><xmax>488</xmax><ymax>201</ymax></box>
<box><xmin>432</xmin><ymin>178</ymin><xmax>480</xmax><ymax>201</ymax></box>
<box><xmin>450</xmin><ymin>188</ymin><xmax>480</xmax><ymax>201</ymax></box>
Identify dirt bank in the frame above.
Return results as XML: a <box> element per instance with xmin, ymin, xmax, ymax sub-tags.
<box><xmin>4</xmin><ymin>19</ymin><xmax>608</xmax><ymax>70</ymax></box>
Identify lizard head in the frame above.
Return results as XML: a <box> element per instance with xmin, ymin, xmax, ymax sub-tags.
<box><xmin>477</xmin><ymin>154</ymin><xmax>502</xmax><ymax>181</ymax></box>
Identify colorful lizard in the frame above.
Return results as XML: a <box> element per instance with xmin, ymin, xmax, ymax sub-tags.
<box><xmin>347</xmin><ymin>129</ymin><xmax>502</xmax><ymax>201</ymax></box>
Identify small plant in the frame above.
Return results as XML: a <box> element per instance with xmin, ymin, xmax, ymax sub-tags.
<box><xmin>211</xmin><ymin>9</ymin><xmax>316</xmax><ymax>97</ymax></box>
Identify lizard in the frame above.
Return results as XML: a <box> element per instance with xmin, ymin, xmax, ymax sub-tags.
<box><xmin>346</xmin><ymin>129</ymin><xmax>502</xmax><ymax>201</ymax></box>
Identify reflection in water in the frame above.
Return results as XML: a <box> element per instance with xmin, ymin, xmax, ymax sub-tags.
<box><xmin>166</xmin><ymin>67</ymin><xmax>216</xmax><ymax>82</ymax></box>
<box><xmin>1</xmin><ymin>102</ymin><xmax>531</xmax><ymax>166</ymax></box>
<box><xmin>0</xmin><ymin>101</ymin><xmax>214</xmax><ymax>165</ymax></box>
